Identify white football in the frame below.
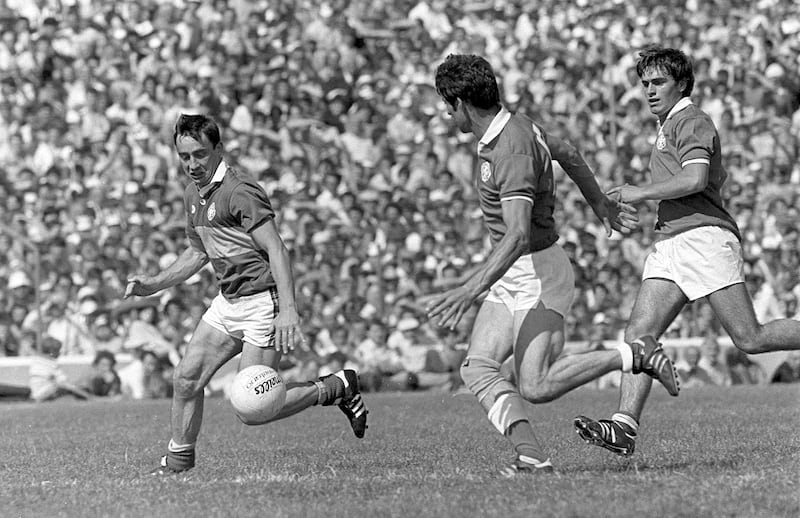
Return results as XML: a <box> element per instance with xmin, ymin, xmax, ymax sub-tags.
<box><xmin>229</xmin><ymin>365</ymin><xmax>287</xmax><ymax>424</ymax></box>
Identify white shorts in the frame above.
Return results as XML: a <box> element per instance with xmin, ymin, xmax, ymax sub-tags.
<box><xmin>202</xmin><ymin>288</ymin><xmax>278</xmax><ymax>348</ymax></box>
<box><xmin>642</xmin><ymin>226</ymin><xmax>745</xmax><ymax>301</ymax></box>
<box><xmin>484</xmin><ymin>244</ymin><xmax>575</xmax><ymax>316</ymax></box>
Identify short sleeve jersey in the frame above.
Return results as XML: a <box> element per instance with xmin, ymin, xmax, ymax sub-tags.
<box><xmin>649</xmin><ymin>98</ymin><xmax>740</xmax><ymax>240</ymax></box>
<box><xmin>184</xmin><ymin>161</ymin><xmax>276</xmax><ymax>299</ymax></box>
<box><xmin>476</xmin><ymin>108</ymin><xmax>558</xmax><ymax>251</ymax></box>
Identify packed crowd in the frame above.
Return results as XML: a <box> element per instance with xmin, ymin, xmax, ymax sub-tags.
<box><xmin>1</xmin><ymin>0</ymin><xmax>799</xmax><ymax>399</ymax></box>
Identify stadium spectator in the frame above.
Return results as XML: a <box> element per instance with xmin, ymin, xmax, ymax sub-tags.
<box><xmin>677</xmin><ymin>345</ymin><xmax>714</xmax><ymax>388</ymax></box>
<box><xmin>725</xmin><ymin>347</ymin><xmax>766</xmax><ymax>385</ymax></box>
<box><xmin>28</xmin><ymin>336</ymin><xmax>93</xmax><ymax>402</ymax></box>
<box><xmin>118</xmin><ymin>348</ymin><xmax>172</xmax><ymax>400</ymax></box>
<box><xmin>770</xmin><ymin>351</ymin><xmax>800</xmax><ymax>384</ymax></box>
<box><xmin>80</xmin><ymin>349</ymin><xmax>122</xmax><ymax>397</ymax></box>
<box><xmin>697</xmin><ymin>335</ymin><xmax>732</xmax><ymax>386</ymax></box>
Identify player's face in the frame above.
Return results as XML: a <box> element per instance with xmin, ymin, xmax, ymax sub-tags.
<box><xmin>640</xmin><ymin>66</ymin><xmax>686</xmax><ymax>120</ymax></box>
<box><xmin>176</xmin><ymin>134</ymin><xmax>223</xmax><ymax>187</ymax></box>
<box><xmin>441</xmin><ymin>97</ymin><xmax>470</xmax><ymax>133</ymax></box>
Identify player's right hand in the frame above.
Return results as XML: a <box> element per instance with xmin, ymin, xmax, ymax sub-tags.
<box><xmin>124</xmin><ymin>276</ymin><xmax>157</xmax><ymax>298</ymax></box>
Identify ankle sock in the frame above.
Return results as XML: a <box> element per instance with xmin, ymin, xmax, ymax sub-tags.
<box><xmin>315</xmin><ymin>375</ymin><xmax>345</xmax><ymax>406</ymax></box>
<box><xmin>166</xmin><ymin>439</ymin><xmax>196</xmax><ymax>470</ymax></box>
<box><xmin>611</xmin><ymin>412</ymin><xmax>639</xmax><ymax>435</ymax></box>
<box><xmin>506</xmin><ymin>420</ymin><xmax>547</xmax><ymax>463</ymax></box>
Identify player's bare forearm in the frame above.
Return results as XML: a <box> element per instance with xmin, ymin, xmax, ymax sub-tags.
<box><xmin>465</xmin><ymin>230</ymin><xmax>528</xmax><ymax>296</ymax></box>
<box><xmin>424</xmin><ymin>233</ymin><xmax>525</xmax><ymax>329</ymax></box>
<box><xmin>611</xmin><ymin>163</ymin><xmax>708</xmax><ymax>203</ymax></box>
<box><xmin>151</xmin><ymin>247</ymin><xmax>208</xmax><ymax>291</ymax></box>
<box><xmin>270</xmin><ymin>246</ymin><xmax>299</xmax><ymax>315</ymax></box>
<box><xmin>549</xmin><ymin>136</ymin><xmax>605</xmax><ymax>205</ymax></box>
<box><xmin>126</xmin><ymin>247</ymin><xmax>208</xmax><ymax>297</ymax></box>
<box><xmin>251</xmin><ymin>219</ymin><xmax>304</xmax><ymax>352</ymax></box>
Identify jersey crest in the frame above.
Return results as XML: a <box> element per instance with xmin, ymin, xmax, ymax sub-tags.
<box><xmin>207</xmin><ymin>202</ymin><xmax>217</xmax><ymax>221</ymax></box>
<box><xmin>656</xmin><ymin>132</ymin><xmax>667</xmax><ymax>151</ymax></box>
<box><xmin>480</xmin><ymin>161</ymin><xmax>492</xmax><ymax>182</ymax></box>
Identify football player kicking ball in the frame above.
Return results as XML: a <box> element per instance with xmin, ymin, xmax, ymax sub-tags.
<box><xmin>574</xmin><ymin>46</ymin><xmax>800</xmax><ymax>457</ymax></box>
<box><xmin>125</xmin><ymin>114</ymin><xmax>367</xmax><ymax>475</ymax></box>
<box><xmin>425</xmin><ymin>54</ymin><xmax>680</xmax><ymax>476</ymax></box>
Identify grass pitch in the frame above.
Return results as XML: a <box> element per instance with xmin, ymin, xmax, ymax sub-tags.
<box><xmin>1</xmin><ymin>384</ymin><xmax>798</xmax><ymax>518</ymax></box>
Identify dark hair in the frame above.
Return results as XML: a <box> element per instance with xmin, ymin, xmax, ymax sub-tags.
<box><xmin>635</xmin><ymin>46</ymin><xmax>695</xmax><ymax>97</ymax></box>
<box><xmin>93</xmin><ymin>349</ymin><xmax>116</xmax><ymax>366</ymax></box>
<box><xmin>434</xmin><ymin>54</ymin><xmax>500</xmax><ymax>109</ymax></box>
<box><xmin>172</xmin><ymin>113</ymin><xmax>221</xmax><ymax>147</ymax></box>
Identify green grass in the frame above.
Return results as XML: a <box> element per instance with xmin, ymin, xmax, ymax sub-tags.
<box><xmin>1</xmin><ymin>385</ymin><xmax>798</xmax><ymax>518</ymax></box>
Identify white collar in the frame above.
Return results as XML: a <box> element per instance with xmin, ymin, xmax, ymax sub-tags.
<box><xmin>477</xmin><ymin>106</ymin><xmax>511</xmax><ymax>154</ymax></box>
<box><xmin>664</xmin><ymin>97</ymin><xmax>693</xmax><ymax>121</ymax></box>
<box><xmin>209</xmin><ymin>160</ymin><xmax>227</xmax><ymax>183</ymax></box>
<box><xmin>198</xmin><ymin>160</ymin><xmax>228</xmax><ymax>198</ymax></box>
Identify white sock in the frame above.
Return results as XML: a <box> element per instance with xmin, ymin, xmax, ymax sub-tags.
<box><xmin>168</xmin><ymin>439</ymin><xmax>195</xmax><ymax>453</ymax></box>
<box><xmin>615</xmin><ymin>342</ymin><xmax>634</xmax><ymax>372</ymax></box>
<box><xmin>612</xmin><ymin>412</ymin><xmax>639</xmax><ymax>434</ymax></box>
<box><xmin>518</xmin><ymin>454</ymin><xmax>550</xmax><ymax>466</ymax></box>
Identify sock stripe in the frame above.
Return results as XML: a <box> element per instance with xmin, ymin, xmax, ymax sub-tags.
<box><xmin>612</xmin><ymin>412</ymin><xmax>639</xmax><ymax>434</ymax></box>
<box><xmin>168</xmin><ymin>439</ymin><xmax>195</xmax><ymax>453</ymax></box>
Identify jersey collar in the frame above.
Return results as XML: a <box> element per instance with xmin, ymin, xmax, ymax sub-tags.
<box><xmin>198</xmin><ymin>160</ymin><xmax>228</xmax><ymax>199</ymax></box>
<box><xmin>664</xmin><ymin>97</ymin><xmax>693</xmax><ymax>121</ymax></box>
<box><xmin>477</xmin><ymin>106</ymin><xmax>511</xmax><ymax>154</ymax></box>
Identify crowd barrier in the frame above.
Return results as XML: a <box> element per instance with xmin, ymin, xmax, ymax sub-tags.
<box><xmin>0</xmin><ymin>339</ymin><xmax>791</xmax><ymax>396</ymax></box>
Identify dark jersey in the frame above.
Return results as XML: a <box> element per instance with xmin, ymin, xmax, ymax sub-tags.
<box><xmin>476</xmin><ymin>108</ymin><xmax>558</xmax><ymax>252</ymax></box>
<box><xmin>649</xmin><ymin>97</ymin><xmax>740</xmax><ymax>240</ymax></box>
<box><xmin>184</xmin><ymin>162</ymin><xmax>276</xmax><ymax>299</ymax></box>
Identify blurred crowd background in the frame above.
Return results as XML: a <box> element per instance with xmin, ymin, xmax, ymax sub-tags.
<box><xmin>1</xmin><ymin>0</ymin><xmax>799</xmax><ymax>400</ymax></box>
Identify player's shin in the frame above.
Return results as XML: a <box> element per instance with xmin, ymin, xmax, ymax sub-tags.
<box><xmin>461</xmin><ymin>355</ymin><xmax>547</xmax><ymax>463</ymax></box>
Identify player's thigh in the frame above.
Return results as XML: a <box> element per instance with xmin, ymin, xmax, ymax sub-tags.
<box><xmin>177</xmin><ymin>320</ymin><xmax>242</xmax><ymax>387</ymax></box>
<box><xmin>513</xmin><ymin>303</ymin><xmax>564</xmax><ymax>380</ymax></box>
<box><xmin>467</xmin><ymin>300</ymin><xmax>515</xmax><ymax>363</ymax></box>
<box><xmin>239</xmin><ymin>341</ymin><xmax>281</xmax><ymax>371</ymax></box>
<box><xmin>705</xmin><ymin>282</ymin><xmax>759</xmax><ymax>341</ymax></box>
<box><xmin>625</xmin><ymin>278</ymin><xmax>688</xmax><ymax>342</ymax></box>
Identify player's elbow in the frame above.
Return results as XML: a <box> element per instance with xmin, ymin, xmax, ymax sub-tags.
<box><xmin>507</xmin><ymin>229</ymin><xmax>530</xmax><ymax>254</ymax></box>
<box><xmin>689</xmin><ymin>175</ymin><xmax>708</xmax><ymax>193</ymax></box>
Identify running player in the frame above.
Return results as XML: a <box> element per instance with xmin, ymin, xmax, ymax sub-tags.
<box><xmin>574</xmin><ymin>46</ymin><xmax>800</xmax><ymax>457</ymax></box>
<box><xmin>425</xmin><ymin>54</ymin><xmax>679</xmax><ymax>476</ymax></box>
<box><xmin>125</xmin><ymin>114</ymin><xmax>367</xmax><ymax>474</ymax></box>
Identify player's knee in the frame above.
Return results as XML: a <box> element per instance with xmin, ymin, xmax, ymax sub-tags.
<box><xmin>172</xmin><ymin>370</ymin><xmax>202</xmax><ymax>400</ymax></box>
<box><xmin>460</xmin><ymin>355</ymin><xmax>503</xmax><ymax>401</ymax></box>
<box><xmin>730</xmin><ymin>330</ymin><xmax>764</xmax><ymax>354</ymax></box>
<box><xmin>517</xmin><ymin>377</ymin><xmax>557</xmax><ymax>404</ymax></box>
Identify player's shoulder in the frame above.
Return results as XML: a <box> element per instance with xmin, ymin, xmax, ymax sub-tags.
<box><xmin>500</xmin><ymin>112</ymin><xmax>539</xmax><ymax>146</ymax></box>
<box><xmin>223</xmin><ymin>167</ymin><xmax>265</xmax><ymax>193</ymax></box>
<box><xmin>674</xmin><ymin>102</ymin><xmax>715</xmax><ymax>127</ymax></box>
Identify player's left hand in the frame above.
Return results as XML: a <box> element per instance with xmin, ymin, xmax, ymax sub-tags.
<box><xmin>593</xmin><ymin>194</ymin><xmax>639</xmax><ymax>236</ymax></box>
<box><xmin>271</xmin><ymin>310</ymin><xmax>305</xmax><ymax>355</ymax></box>
<box><xmin>421</xmin><ymin>285</ymin><xmax>477</xmax><ymax>330</ymax></box>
